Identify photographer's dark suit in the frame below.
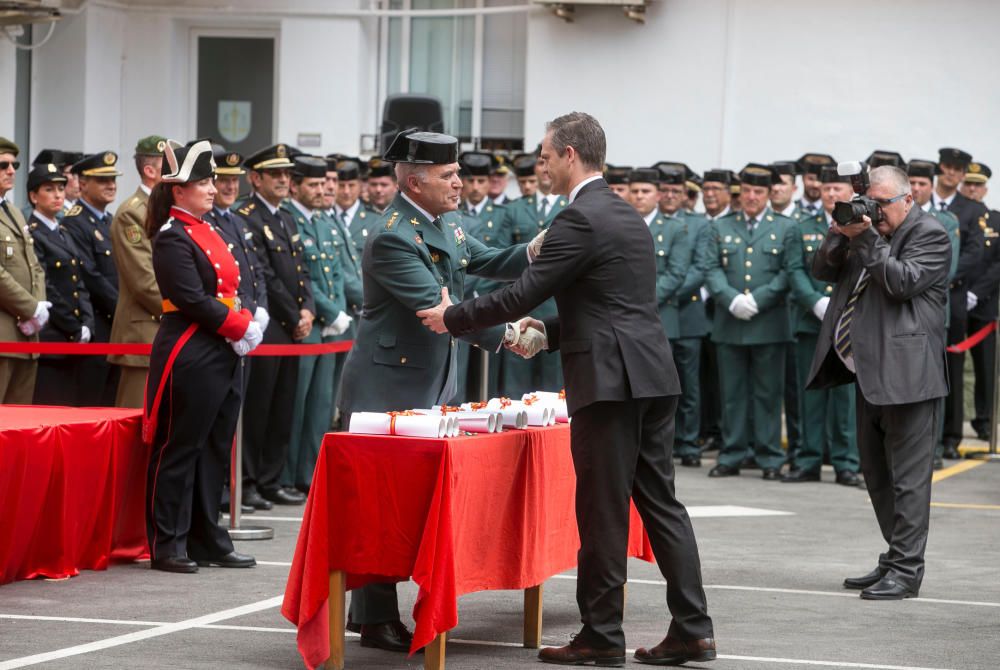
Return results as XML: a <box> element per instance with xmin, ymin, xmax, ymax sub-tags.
<box><xmin>445</xmin><ymin>177</ymin><xmax>713</xmax><ymax>649</ymax></box>
<box><xmin>807</xmin><ymin>206</ymin><xmax>950</xmax><ymax>591</ymax></box>
<box><xmin>940</xmin><ymin>192</ymin><xmax>987</xmax><ymax>449</ymax></box>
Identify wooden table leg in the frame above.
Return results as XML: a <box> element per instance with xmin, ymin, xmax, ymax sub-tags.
<box><xmin>523</xmin><ymin>584</ymin><xmax>543</xmax><ymax>648</ymax></box>
<box><xmin>424</xmin><ymin>632</ymin><xmax>447</xmax><ymax>670</ymax></box>
<box><xmin>326</xmin><ymin>570</ymin><xmax>346</xmax><ymax>670</ymax></box>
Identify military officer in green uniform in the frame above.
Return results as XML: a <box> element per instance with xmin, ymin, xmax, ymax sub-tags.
<box><xmin>604</xmin><ymin>164</ymin><xmax>632</xmax><ymax>200</ymax></box>
<box><xmin>333</xmin><ymin>158</ymin><xmax>376</xmax><ymax>255</ymax></box>
<box><xmin>657</xmin><ymin>164</ymin><xmax>710</xmax><ymax>465</ymax></box>
<box><xmin>704</xmin><ymin>164</ymin><xmax>803</xmax><ymax>480</ymax></box>
<box><xmin>908</xmin><ymin>158</ymin><xmax>961</xmax><ymax>468</ymax></box>
<box><xmin>784</xmin><ymin>166</ymin><xmax>860</xmax><ymax>485</ymax></box>
<box><xmin>795</xmin><ymin>153</ymin><xmax>836</xmax><ymax>216</ymax></box>
<box><xmin>108</xmin><ymin>135</ymin><xmax>166</xmax><ymax>408</ymax></box>
<box><xmin>337</xmin><ymin>130</ymin><xmax>536</xmax><ymax>652</ymax></box>
<box><xmin>488</xmin><ymin>153</ymin><xmax>513</xmax><ymax>205</ymax></box>
<box><xmin>501</xmin><ymin>151</ymin><xmax>567</xmax><ymax>396</ymax></box>
<box><xmin>366</xmin><ymin>157</ymin><xmax>398</xmax><ymax>215</ymax></box>
<box><xmin>283</xmin><ymin>156</ymin><xmax>349</xmax><ymax>492</ymax></box>
<box><xmin>512</xmin><ymin>152</ymin><xmax>538</xmax><ymax>199</ymax></box>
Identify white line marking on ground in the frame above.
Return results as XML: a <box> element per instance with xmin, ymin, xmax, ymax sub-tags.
<box><xmin>0</xmin><ymin>616</ymin><xmax>966</xmax><ymax>668</ymax></box>
<box><xmin>548</xmin><ymin>574</ymin><xmax>1000</xmax><ymax>607</ymax></box>
<box><xmin>255</xmin><ymin>560</ymin><xmax>293</xmax><ymax>566</ymax></box>
<box><xmin>222</xmin><ymin>515</ymin><xmax>302</xmax><ymax>522</ymax></box>
<box><xmin>687</xmin><ymin>505</ymin><xmax>794</xmax><ymax>517</ymax></box>
<box><xmin>0</xmin><ymin>596</ymin><xmax>282</xmax><ymax>669</ymax></box>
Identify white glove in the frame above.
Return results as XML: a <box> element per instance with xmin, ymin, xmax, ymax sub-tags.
<box><xmin>254</xmin><ymin>306</ymin><xmax>270</xmax><ymax>333</ymax></box>
<box><xmin>729</xmin><ymin>294</ymin><xmax>756</xmax><ymax>321</ymax></box>
<box><xmin>17</xmin><ymin>319</ymin><xmax>38</xmax><ymax>336</ymax></box>
<box><xmin>509</xmin><ymin>327</ymin><xmax>547</xmax><ymax>359</ymax></box>
<box><xmin>320</xmin><ymin>310</ymin><xmax>353</xmax><ymax>337</ymax></box>
<box><xmin>230</xmin><ymin>338</ymin><xmax>252</xmax><ymax>357</ymax></box>
<box><xmin>80</xmin><ymin>325</ymin><xmax>92</xmax><ymax>343</ymax></box>
<box><xmin>967</xmin><ymin>292</ymin><xmax>978</xmax><ymax>312</ymax></box>
<box><xmin>744</xmin><ymin>292</ymin><xmax>759</xmax><ymax>314</ymax></box>
<box><xmin>699</xmin><ymin>286</ymin><xmax>710</xmax><ymax>302</ymax></box>
<box><xmin>242</xmin><ymin>319</ymin><xmax>263</xmax><ymax>352</ymax></box>
<box><xmin>812</xmin><ymin>296</ymin><xmax>830</xmax><ymax>321</ymax></box>
<box><xmin>527</xmin><ymin>229</ymin><xmax>547</xmax><ymax>262</ymax></box>
<box><xmin>33</xmin><ymin>301</ymin><xmax>52</xmax><ymax>328</ymax></box>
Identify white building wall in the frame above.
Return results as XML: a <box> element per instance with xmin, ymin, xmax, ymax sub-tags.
<box><xmin>525</xmin><ymin>0</ymin><xmax>1000</xmax><ymax>172</ymax></box>
<box><xmin>0</xmin><ymin>41</ymin><xmax>16</xmax><ymax>138</ymax></box>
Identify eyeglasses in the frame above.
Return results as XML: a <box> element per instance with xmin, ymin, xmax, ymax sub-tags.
<box><xmin>870</xmin><ymin>193</ymin><xmax>908</xmax><ymax>206</ymax></box>
<box><xmin>0</xmin><ymin>161</ymin><xmax>21</xmax><ymax>171</ymax></box>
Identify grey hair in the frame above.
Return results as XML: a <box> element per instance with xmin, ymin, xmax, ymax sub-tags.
<box><xmin>395</xmin><ymin>163</ymin><xmax>430</xmax><ymax>194</ymax></box>
<box><xmin>545</xmin><ymin>112</ymin><xmax>606</xmax><ymax>172</ymax></box>
<box><xmin>869</xmin><ymin>165</ymin><xmax>911</xmax><ymax>197</ymax></box>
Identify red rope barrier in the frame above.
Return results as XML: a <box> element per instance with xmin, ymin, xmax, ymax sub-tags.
<box><xmin>0</xmin><ymin>340</ymin><xmax>353</xmax><ymax>356</ymax></box>
<box><xmin>946</xmin><ymin>322</ymin><xmax>996</xmax><ymax>353</ymax></box>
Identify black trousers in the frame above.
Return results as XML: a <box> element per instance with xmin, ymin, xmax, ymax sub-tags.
<box><xmin>33</xmin><ymin>356</ymin><xmax>84</xmax><ymax>406</ymax></box>
<box><xmin>969</xmin><ymin>316</ymin><xmax>996</xmax><ymax>435</ymax></box>
<box><xmin>243</xmin><ymin>323</ymin><xmax>298</xmax><ymax>493</ymax></box>
<box><xmin>784</xmin><ymin>340</ymin><xmax>801</xmax><ymax>462</ymax></box>
<box><xmin>855</xmin><ymin>390</ymin><xmax>937</xmax><ymax>589</ymax></box>
<box><xmin>570</xmin><ymin>396</ymin><xmax>713</xmax><ymax>649</ymax></box>
<box><xmin>699</xmin><ymin>338</ymin><xmax>722</xmax><ymax>442</ymax></box>
<box><xmin>146</xmin><ymin>339</ymin><xmax>240</xmax><ymax>561</ymax></box>
<box><xmin>79</xmin><ymin>315</ymin><xmax>120</xmax><ymax>406</ymax></box>
<box><xmin>941</xmin><ymin>312</ymin><xmax>966</xmax><ymax>448</ymax></box>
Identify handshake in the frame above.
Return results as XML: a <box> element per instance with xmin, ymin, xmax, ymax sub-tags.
<box><xmin>503</xmin><ymin>317</ymin><xmax>548</xmax><ymax>359</ymax></box>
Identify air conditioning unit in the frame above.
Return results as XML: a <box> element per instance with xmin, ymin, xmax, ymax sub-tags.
<box><xmin>0</xmin><ymin>1</ymin><xmax>61</xmax><ymax>27</ymax></box>
<box><xmin>531</xmin><ymin>0</ymin><xmax>648</xmax><ymax>24</ymax></box>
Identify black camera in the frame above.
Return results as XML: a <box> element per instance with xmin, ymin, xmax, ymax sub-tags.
<box><xmin>832</xmin><ymin>161</ymin><xmax>883</xmax><ymax>226</ymax></box>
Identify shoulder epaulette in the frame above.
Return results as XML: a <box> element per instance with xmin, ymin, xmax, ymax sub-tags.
<box><xmin>386</xmin><ymin>212</ymin><xmax>400</xmax><ymax>230</ymax></box>
<box><xmin>66</xmin><ymin>205</ymin><xmax>83</xmax><ymax>217</ymax></box>
<box><xmin>238</xmin><ymin>202</ymin><xmax>255</xmax><ymax>216</ymax></box>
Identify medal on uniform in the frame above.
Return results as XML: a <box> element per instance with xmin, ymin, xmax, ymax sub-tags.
<box><xmin>303</xmin><ymin>238</ymin><xmax>314</xmax><ymax>247</ymax></box>
<box><xmin>94</xmin><ymin>229</ymin><xmax>104</xmax><ymax>242</ymax></box>
<box><xmin>454</xmin><ymin>227</ymin><xmax>466</xmax><ymax>245</ymax></box>
<box><xmin>263</xmin><ymin>225</ymin><xmax>274</xmax><ymax>241</ymax></box>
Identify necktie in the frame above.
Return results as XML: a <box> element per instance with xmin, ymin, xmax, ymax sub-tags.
<box><xmin>835</xmin><ymin>273</ymin><xmax>871</xmax><ymax>361</ymax></box>
<box><xmin>747</xmin><ymin>216</ymin><xmax>755</xmax><ymax>234</ymax></box>
<box><xmin>0</xmin><ymin>200</ymin><xmax>13</xmax><ymax>226</ymax></box>
<box><xmin>939</xmin><ymin>200</ymin><xmax>949</xmax><ymax>212</ymax></box>
<box><xmin>539</xmin><ymin>198</ymin><xmax>551</xmax><ymax>218</ymax></box>
<box><xmin>342</xmin><ymin>209</ymin><xmax>352</xmax><ymax>227</ymax></box>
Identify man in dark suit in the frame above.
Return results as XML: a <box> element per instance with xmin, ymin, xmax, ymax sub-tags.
<box><xmin>418</xmin><ymin>112</ymin><xmax>715</xmax><ymax>667</ymax></box>
<box><xmin>933</xmin><ymin>148</ymin><xmax>987</xmax><ymax>457</ymax></box>
<box><xmin>807</xmin><ymin>165</ymin><xmax>951</xmax><ymax>600</ymax></box>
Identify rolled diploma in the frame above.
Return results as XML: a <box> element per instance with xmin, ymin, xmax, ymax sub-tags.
<box><xmin>348</xmin><ymin>412</ymin><xmax>446</xmax><ymax>438</ymax></box>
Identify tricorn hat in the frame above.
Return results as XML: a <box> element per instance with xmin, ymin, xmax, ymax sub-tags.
<box><xmin>383</xmin><ymin>130</ymin><xmax>458</xmax><ymax>165</ymax></box>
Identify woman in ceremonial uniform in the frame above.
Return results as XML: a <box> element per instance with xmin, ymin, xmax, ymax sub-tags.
<box><xmin>142</xmin><ymin>139</ymin><xmax>263</xmax><ymax>574</ymax></box>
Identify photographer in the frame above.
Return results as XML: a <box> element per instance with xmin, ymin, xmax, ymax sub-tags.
<box><xmin>806</xmin><ymin>165</ymin><xmax>950</xmax><ymax>600</ymax></box>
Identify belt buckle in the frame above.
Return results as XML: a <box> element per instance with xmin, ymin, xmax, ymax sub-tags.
<box><xmin>233</xmin><ymin>296</ymin><xmax>242</xmax><ymax>312</ymax></box>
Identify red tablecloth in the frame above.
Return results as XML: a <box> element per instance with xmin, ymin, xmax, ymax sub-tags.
<box><xmin>282</xmin><ymin>425</ymin><xmax>654</xmax><ymax>668</ymax></box>
<box><xmin>0</xmin><ymin>405</ymin><xmax>149</xmax><ymax>584</ymax></box>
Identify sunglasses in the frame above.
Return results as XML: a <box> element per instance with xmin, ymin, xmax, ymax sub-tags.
<box><xmin>0</xmin><ymin>161</ymin><xmax>21</xmax><ymax>171</ymax></box>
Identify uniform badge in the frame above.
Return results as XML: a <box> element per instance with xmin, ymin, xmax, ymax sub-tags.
<box><xmin>125</xmin><ymin>224</ymin><xmax>142</xmax><ymax>245</ymax></box>
<box><xmin>303</xmin><ymin>238</ymin><xmax>314</xmax><ymax>247</ymax></box>
<box><xmin>722</xmin><ymin>256</ymin><xmax>728</xmax><ymax>268</ymax></box>
<box><xmin>291</xmin><ymin>234</ymin><xmax>300</xmax><ymax>243</ymax></box>
<box><xmin>67</xmin><ymin>205</ymin><xmax>82</xmax><ymax>217</ymax></box>
<box><xmin>362</xmin><ymin>229</ymin><xmax>369</xmax><ymax>237</ymax></box>
<box><xmin>724</xmin><ymin>235</ymin><xmax>732</xmax><ymax>243</ymax></box>
<box><xmin>5</xmin><ymin>246</ymin><xmax>13</xmax><ymax>257</ymax></box>
<box><xmin>263</xmin><ymin>225</ymin><xmax>274</xmax><ymax>241</ymax></box>
<box><xmin>226</xmin><ymin>153</ymin><xmax>239</xmax><ymax>167</ymax></box>
<box><xmin>94</xmin><ymin>229</ymin><xmax>104</xmax><ymax>242</ymax></box>
<box><xmin>409</xmin><ymin>217</ymin><xmax>419</xmax><ymax>227</ymax></box>
<box><xmin>276</xmin><ymin>144</ymin><xmax>287</xmax><ymax>158</ymax></box>
<box><xmin>454</xmin><ymin>227</ymin><xmax>466</xmax><ymax>245</ymax></box>
<box><xmin>102</xmin><ymin>152</ymin><xmax>115</xmax><ymax>166</ymax></box>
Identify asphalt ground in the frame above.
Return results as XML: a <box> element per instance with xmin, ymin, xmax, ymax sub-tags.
<box><xmin>2</xmin><ymin>434</ymin><xmax>999</xmax><ymax>670</ymax></box>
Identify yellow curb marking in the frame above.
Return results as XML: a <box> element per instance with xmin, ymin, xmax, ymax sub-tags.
<box><xmin>932</xmin><ymin>459</ymin><xmax>984</xmax><ymax>483</ymax></box>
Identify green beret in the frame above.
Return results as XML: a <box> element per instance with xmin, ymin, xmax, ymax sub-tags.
<box><xmin>135</xmin><ymin>135</ymin><xmax>168</xmax><ymax>157</ymax></box>
<box><xmin>0</xmin><ymin>136</ymin><xmax>20</xmax><ymax>157</ymax></box>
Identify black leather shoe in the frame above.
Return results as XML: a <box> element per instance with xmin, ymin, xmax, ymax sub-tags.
<box><xmin>761</xmin><ymin>468</ymin><xmax>781</xmax><ymax>481</ymax></box>
<box><xmin>836</xmin><ymin>470</ymin><xmax>862</xmax><ymax>487</ymax></box>
<box><xmin>679</xmin><ymin>455</ymin><xmax>701</xmax><ymax>467</ymax></box>
<box><xmin>360</xmin><ymin>620</ymin><xmax>414</xmax><ymax>653</ymax></box>
<box><xmin>634</xmin><ymin>635</ymin><xmax>716</xmax><ymax>665</ymax></box>
<box><xmin>941</xmin><ymin>444</ymin><xmax>960</xmax><ymax>459</ymax></box>
<box><xmin>261</xmin><ymin>487</ymin><xmax>307</xmax><ymax>505</ymax></box>
<box><xmin>843</xmin><ymin>567</ymin><xmax>885</xmax><ymax>590</ymax></box>
<box><xmin>539</xmin><ymin>635</ymin><xmax>625</xmax><ymax>667</ymax></box>
<box><xmin>195</xmin><ymin>551</ymin><xmax>256</xmax><ymax>568</ymax></box>
<box><xmin>782</xmin><ymin>468</ymin><xmax>820</xmax><ymax>483</ymax></box>
<box><xmin>151</xmin><ymin>556</ymin><xmax>198</xmax><ymax>574</ymax></box>
<box><xmin>708</xmin><ymin>464</ymin><xmax>740</xmax><ymax>478</ymax></box>
<box><xmin>976</xmin><ymin>429</ymin><xmax>991</xmax><ymax>442</ymax></box>
<box><xmin>243</xmin><ymin>489</ymin><xmax>274</xmax><ymax>510</ymax></box>
<box><xmin>861</xmin><ymin>576</ymin><xmax>918</xmax><ymax>600</ymax></box>
<box><xmin>346</xmin><ymin>614</ymin><xmax>361</xmax><ymax>634</ymax></box>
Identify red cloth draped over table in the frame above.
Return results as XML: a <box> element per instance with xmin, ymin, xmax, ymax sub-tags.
<box><xmin>0</xmin><ymin>406</ymin><xmax>149</xmax><ymax>584</ymax></box>
<box><xmin>282</xmin><ymin>424</ymin><xmax>654</xmax><ymax>669</ymax></box>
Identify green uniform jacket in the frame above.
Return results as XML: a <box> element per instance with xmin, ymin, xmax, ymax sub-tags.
<box><xmin>282</xmin><ymin>203</ymin><xmax>347</xmax><ymax>328</ymax></box>
<box><xmin>345</xmin><ymin>202</ymin><xmax>378</xmax><ymax>256</ymax></box>
<box><xmin>464</xmin><ymin>200</ymin><xmax>513</xmax><ymax>297</ymax></box>
<box><xmin>337</xmin><ymin>193</ymin><xmax>530</xmax><ymax>414</ymax></box>
<box><xmin>703</xmin><ymin>209</ymin><xmax>803</xmax><ymax>345</ymax></box>
<box><xmin>676</xmin><ymin>212</ymin><xmax>710</xmax><ymax>338</ymax></box>
<box><xmin>0</xmin><ymin>201</ymin><xmax>46</xmax><ymax>360</ymax></box>
<box><xmin>789</xmin><ymin>214</ymin><xmax>837</xmax><ymax>335</ymax></box>
<box><xmin>649</xmin><ymin>212</ymin><xmax>689</xmax><ymax>339</ymax></box>
<box><xmin>507</xmin><ymin>193</ymin><xmax>566</xmax><ymax>320</ymax></box>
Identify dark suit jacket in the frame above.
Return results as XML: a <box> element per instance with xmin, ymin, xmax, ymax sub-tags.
<box><xmin>806</xmin><ymin>205</ymin><xmax>951</xmax><ymax>406</ymax></box>
<box><xmin>207</xmin><ymin>207</ymin><xmax>268</xmax><ymax>315</ymax></box>
<box><xmin>969</xmin><ymin>210</ymin><xmax>1000</xmax><ymax>321</ymax></box>
<box><xmin>946</xmin><ymin>191</ymin><xmax>987</xmax><ymax>323</ymax></box>
<box><xmin>445</xmin><ymin>177</ymin><xmax>681</xmax><ymax>415</ymax></box>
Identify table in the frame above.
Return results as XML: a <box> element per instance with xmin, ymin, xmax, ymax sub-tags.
<box><xmin>0</xmin><ymin>405</ymin><xmax>149</xmax><ymax>584</ymax></box>
<box><xmin>281</xmin><ymin>425</ymin><xmax>654</xmax><ymax>670</ymax></box>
